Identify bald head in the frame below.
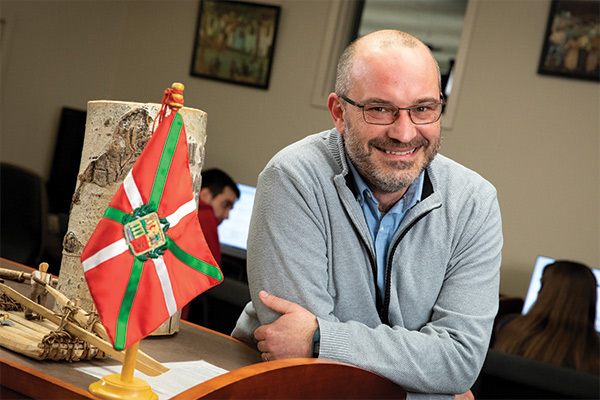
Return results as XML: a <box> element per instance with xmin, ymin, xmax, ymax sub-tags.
<box><xmin>334</xmin><ymin>30</ymin><xmax>440</xmax><ymax>96</ymax></box>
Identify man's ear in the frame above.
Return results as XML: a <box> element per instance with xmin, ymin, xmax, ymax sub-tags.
<box><xmin>328</xmin><ymin>93</ymin><xmax>346</xmax><ymax>134</ymax></box>
<box><xmin>199</xmin><ymin>187</ymin><xmax>213</xmax><ymax>204</ymax></box>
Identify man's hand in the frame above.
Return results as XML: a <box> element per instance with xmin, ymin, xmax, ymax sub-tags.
<box><xmin>455</xmin><ymin>390</ymin><xmax>474</xmax><ymax>400</ymax></box>
<box><xmin>253</xmin><ymin>290</ymin><xmax>318</xmax><ymax>362</ymax></box>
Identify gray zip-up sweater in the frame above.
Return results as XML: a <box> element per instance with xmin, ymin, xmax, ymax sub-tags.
<box><xmin>232</xmin><ymin>128</ymin><xmax>502</xmax><ymax>398</ymax></box>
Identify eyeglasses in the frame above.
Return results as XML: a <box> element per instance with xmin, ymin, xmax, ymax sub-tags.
<box><xmin>339</xmin><ymin>95</ymin><xmax>444</xmax><ymax>125</ymax></box>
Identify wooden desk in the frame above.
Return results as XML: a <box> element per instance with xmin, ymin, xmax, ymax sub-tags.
<box><xmin>0</xmin><ymin>258</ymin><xmax>406</xmax><ymax>399</ymax></box>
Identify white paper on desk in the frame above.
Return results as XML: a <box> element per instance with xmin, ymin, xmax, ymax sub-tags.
<box><xmin>76</xmin><ymin>360</ymin><xmax>229</xmax><ymax>400</ymax></box>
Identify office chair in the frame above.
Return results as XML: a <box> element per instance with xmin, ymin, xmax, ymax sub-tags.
<box><xmin>0</xmin><ymin>163</ymin><xmax>47</xmax><ymax>267</ymax></box>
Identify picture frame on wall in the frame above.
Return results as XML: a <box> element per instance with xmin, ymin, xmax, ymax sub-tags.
<box><xmin>190</xmin><ymin>0</ymin><xmax>281</xmax><ymax>89</ymax></box>
<box><xmin>537</xmin><ymin>0</ymin><xmax>599</xmax><ymax>82</ymax></box>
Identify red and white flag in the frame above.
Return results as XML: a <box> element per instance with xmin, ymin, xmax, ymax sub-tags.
<box><xmin>81</xmin><ymin>94</ymin><xmax>222</xmax><ymax>350</ymax></box>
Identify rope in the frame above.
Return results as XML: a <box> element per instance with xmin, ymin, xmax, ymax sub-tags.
<box><xmin>39</xmin><ymin>303</ymin><xmax>105</xmax><ymax>361</ymax></box>
<box><xmin>0</xmin><ymin>293</ymin><xmax>23</xmax><ymax>311</ymax></box>
<box><xmin>85</xmin><ymin>311</ymin><xmax>101</xmax><ymax>331</ymax></box>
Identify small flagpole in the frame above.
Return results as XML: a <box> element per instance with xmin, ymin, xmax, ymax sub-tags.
<box><xmin>121</xmin><ymin>340</ymin><xmax>140</xmax><ymax>383</ymax></box>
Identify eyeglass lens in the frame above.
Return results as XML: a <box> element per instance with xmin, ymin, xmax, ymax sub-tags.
<box><xmin>363</xmin><ymin>103</ymin><xmax>442</xmax><ymax>125</ymax></box>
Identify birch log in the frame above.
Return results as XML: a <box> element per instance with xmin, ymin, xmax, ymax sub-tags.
<box><xmin>55</xmin><ymin>100</ymin><xmax>208</xmax><ymax>326</ymax></box>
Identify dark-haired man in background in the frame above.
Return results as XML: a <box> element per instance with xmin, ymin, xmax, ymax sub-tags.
<box><xmin>196</xmin><ymin>168</ymin><xmax>239</xmax><ymax>265</ymax></box>
<box><xmin>182</xmin><ymin>168</ymin><xmax>239</xmax><ymax>321</ymax></box>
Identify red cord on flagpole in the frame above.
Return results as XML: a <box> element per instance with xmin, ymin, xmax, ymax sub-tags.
<box><xmin>152</xmin><ymin>82</ymin><xmax>185</xmax><ymax>133</ymax></box>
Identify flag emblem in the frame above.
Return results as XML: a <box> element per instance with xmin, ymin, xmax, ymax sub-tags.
<box><xmin>124</xmin><ymin>211</ymin><xmax>167</xmax><ymax>257</ymax></box>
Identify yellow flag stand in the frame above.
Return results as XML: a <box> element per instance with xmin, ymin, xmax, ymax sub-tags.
<box><xmin>89</xmin><ymin>341</ymin><xmax>158</xmax><ymax>400</ymax></box>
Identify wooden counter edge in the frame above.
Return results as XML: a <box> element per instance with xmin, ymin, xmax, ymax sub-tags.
<box><xmin>172</xmin><ymin>357</ymin><xmax>407</xmax><ymax>399</ymax></box>
<box><xmin>0</xmin><ymin>356</ymin><xmax>100</xmax><ymax>399</ymax></box>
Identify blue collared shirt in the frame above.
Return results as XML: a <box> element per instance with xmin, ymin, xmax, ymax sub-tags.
<box><xmin>347</xmin><ymin>156</ymin><xmax>424</xmax><ymax>301</ymax></box>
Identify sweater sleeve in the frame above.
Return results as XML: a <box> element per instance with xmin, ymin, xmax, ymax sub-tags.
<box><xmin>245</xmin><ymin>165</ymin><xmax>338</xmax><ymax>325</ymax></box>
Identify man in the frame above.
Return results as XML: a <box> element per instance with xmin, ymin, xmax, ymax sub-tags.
<box><xmin>182</xmin><ymin>168</ymin><xmax>239</xmax><ymax>322</ymax></box>
<box><xmin>232</xmin><ymin>30</ymin><xmax>502</xmax><ymax>399</ymax></box>
<box><xmin>196</xmin><ymin>168</ymin><xmax>239</xmax><ymax>265</ymax></box>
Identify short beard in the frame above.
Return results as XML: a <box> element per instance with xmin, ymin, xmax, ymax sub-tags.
<box><xmin>343</xmin><ymin>120</ymin><xmax>441</xmax><ymax>194</ymax></box>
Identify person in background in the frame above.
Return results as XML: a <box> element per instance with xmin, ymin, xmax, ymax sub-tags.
<box><xmin>494</xmin><ymin>260</ymin><xmax>600</xmax><ymax>375</ymax></box>
<box><xmin>182</xmin><ymin>168</ymin><xmax>239</xmax><ymax>321</ymax></box>
<box><xmin>196</xmin><ymin>168</ymin><xmax>239</xmax><ymax>265</ymax></box>
<box><xmin>232</xmin><ymin>30</ymin><xmax>502</xmax><ymax>399</ymax></box>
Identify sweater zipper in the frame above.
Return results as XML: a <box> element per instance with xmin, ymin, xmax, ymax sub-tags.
<box><xmin>366</xmin><ymin>243</ymin><xmax>384</xmax><ymax>315</ymax></box>
<box><xmin>378</xmin><ymin>210</ymin><xmax>433</xmax><ymax>325</ymax></box>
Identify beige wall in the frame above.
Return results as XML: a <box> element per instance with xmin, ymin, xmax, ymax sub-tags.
<box><xmin>444</xmin><ymin>0</ymin><xmax>599</xmax><ymax>297</ymax></box>
<box><xmin>1</xmin><ymin>0</ymin><xmax>598</xmax><ymax>298</ymax></box>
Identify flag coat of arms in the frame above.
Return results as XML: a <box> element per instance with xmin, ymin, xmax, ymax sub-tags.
<box><xmin>81</xmin><ymin>109</ymin><xmax>222</xmax><ymax>350</ymax></box>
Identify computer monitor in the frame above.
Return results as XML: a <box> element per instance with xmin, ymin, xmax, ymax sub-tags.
<box><xmin>217</xmin><ymin>183</ymin><xmax>256</xmax><ymax>259</ymax></box>
<box><xmin>522</xmin><ymin>255</ymin><xmax>600</xmax><ymax>332</ymax></box>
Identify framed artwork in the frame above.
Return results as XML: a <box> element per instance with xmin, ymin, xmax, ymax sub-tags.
<box><xmin>190</xmin><ymin>0</ymin><xmax>281</xmax><ymax>89</ymax></box>
<box><xmin>537</xmin><ymin>0</ymin><xmax>599</xmax><ymax>82</ymax></box>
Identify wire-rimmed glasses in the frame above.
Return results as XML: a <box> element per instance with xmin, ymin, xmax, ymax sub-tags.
<box><xmin>340</xmin><ymin>94</ymin><xmax>444</xmax><ymax>125</ymax></box>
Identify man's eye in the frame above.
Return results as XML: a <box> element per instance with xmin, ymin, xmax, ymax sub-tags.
<box><xmin>412</xmin><ymin>105</ymin><xmax>433</xmax><ymax>114</ymax></box>
<box><xmin>366</xmin><ymin>105</ymin><xmax>394</xmax><ymax>114</ymax></box>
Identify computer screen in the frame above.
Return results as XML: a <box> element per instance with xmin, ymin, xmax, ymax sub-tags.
<box><xmin>217</xmin><ymin>183</ymin><xmax>256</xmax><ymax>259</ymax></box>
<box><xmin>522</xmin><ymin>255</ymin><xmax>600</xmax><ymax>332</ymax></box>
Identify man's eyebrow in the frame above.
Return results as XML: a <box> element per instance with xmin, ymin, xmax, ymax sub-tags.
<box><xmin>362</xmin><ymin>97</ymin><xmax>390</xmax><ymax>104</ymax></box>
<box><xmin>412</xmin><ymin>97</ymin><xmax>440</xmax><ymax>104</ymax></box>
<box><xmin>362</xmin><ymin>96</ymin><xmax>440</xmax><ymax>105</ymax></box>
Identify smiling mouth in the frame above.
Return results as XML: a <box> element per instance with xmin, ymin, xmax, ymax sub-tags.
<box><xmin>378</xmin><ymin>147</ymin><xmax>418</xmax><ymax>156</ymax></box>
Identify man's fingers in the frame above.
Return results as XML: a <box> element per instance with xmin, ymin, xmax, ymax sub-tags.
<box><xmin>254</xmin><ymin>325</ymin><xmax>266</xmax><ymax>341</ymax></box>
<box><xmin>258</xmin><ymin>290</ymin><xmax>298</xmax><ymax>314</ymax></box>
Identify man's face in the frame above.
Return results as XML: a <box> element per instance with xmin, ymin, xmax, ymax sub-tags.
<box><xmin>202</xmin><ymin>186</ymin><xmax>238</xmax><ymax>225</ymax></box>
<box><xmin>337</xmin><ymin>45</ymin><xmax>441</xmax><ymax>196</ymax></box>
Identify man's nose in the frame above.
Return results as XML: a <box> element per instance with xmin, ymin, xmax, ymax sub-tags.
<box><xmin>387</xmin><ymin>110</ymin><xmax>418</xmax><ymax>143</ymax></box>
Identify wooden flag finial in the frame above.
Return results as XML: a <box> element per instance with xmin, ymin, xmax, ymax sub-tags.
<box><xmin>169</xmin><ymin>82</ymin><xmax>184</xmax><ymax>110</ymax></box>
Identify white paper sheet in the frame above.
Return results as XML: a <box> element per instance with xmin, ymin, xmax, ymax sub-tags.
<box><xmin>76</xmin><ymin>360</ymin><xmax>229</xmax><ymax>399</ymax></box>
